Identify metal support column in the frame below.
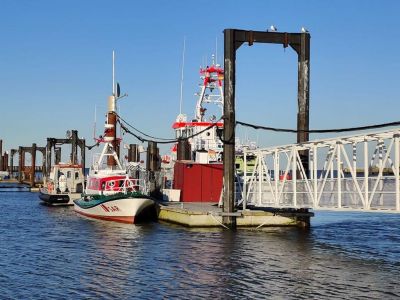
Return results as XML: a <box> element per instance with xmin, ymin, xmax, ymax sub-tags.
<box><xmin>0</xmin><ymin>140</ymin><xmax>3</xmax><ymax>171</ymax></box>
<box><xmin>128</xmin><ymin>144</ymin><xmax>140</xmax><ymax>163</ymax></box>
<box><xmin>3</xmin><ymin>152</ymin><xmax>8</xmax><ymax>174</ymax></box>
<box><xmin>55</xmin><ymin>147</ymin><xmax>61</xmax><ymax>165</ymax></box>
<box><xmin>71</xmin><ymin>130</ymin><xmax>78</xmax><ymax>165</ymax></box>
<box><xmin>18</xmin><ymin>146</ymin><xmax>23</xmax><ymax>183</ymax></box>
<box><xmin>46</xmin><ymin>138</ymin><xmax>53</xmax><ymax>178</ymax></box>
<box><xmin>177</xmin><ymin>139</ymin><xmax>191</xmax><ymax>161</ymax></box>
<box><xmin>223</xmin><ymin>29</ymin><xmax>237</xmax><ymax>229</ymax></box>
<box><xmin>81</xmin><ymin>140</ymin><xmax>86</xmax><ymax>177</ymax></box>
<box><xmin>10</xmin><ymin>149</ymin><xmax>16</xmax><ymax>178</ymax></box>
<box><xmin>30</xmin><ymin>143</ymin><xmax>36</xmax><ymax>187</ymax></box>
<box><xmin>297</xmin><ymin>33</ymin><xmax>310</xmax><ymax>174</ymax></box>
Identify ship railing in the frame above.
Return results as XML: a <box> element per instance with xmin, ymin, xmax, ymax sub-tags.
<box><xmin>103</xmin><ymin>177</ymin><xmax>149</xmax><ymax>195</ymax></box>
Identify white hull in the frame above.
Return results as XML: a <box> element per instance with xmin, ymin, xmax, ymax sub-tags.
<box><xmin>74</xmin><ymin>196</ymin><xmax>154</xmax><ymax>223</ymax></box>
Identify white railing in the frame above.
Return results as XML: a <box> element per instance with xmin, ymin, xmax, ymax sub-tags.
<box><xmin>241</xmin><ymin>128</ymin><xmax>400</xmax><ymax>212</ymax></box>
<box><xmin>103</xmin><ymin>177</ymin><xmax>149</xmax><ymax>195</ymax></box>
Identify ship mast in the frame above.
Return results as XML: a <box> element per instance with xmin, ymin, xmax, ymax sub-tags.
<box><xmin>195</xmin><ymin>55</ymin><xmax>224</xmax><ymax>122</ymax></box>
<box><xmin>105</xmin><ymin>50</ymin><xmax>119</xmax><ymax>167</ymax></box>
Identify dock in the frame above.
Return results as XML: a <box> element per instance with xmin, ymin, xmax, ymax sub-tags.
<box><xmin>156</xmin><ymin>202</ymin><xmax>313</xmax><ymax>228</ymax></box>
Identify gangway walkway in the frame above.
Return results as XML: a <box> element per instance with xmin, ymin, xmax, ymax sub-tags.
<box><xmin>240</xmin><ymin>128</ymin><xmax>400</xmax><ymax>212</ymax></box>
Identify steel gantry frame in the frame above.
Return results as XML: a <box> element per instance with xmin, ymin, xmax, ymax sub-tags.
<box><xmin>223</xmin><ymin>28</ymin><xmax>311</xmax><ymax>228</ymax></box>
<box><xmin>241</xmin><ymin>128</ymin><xmax>400</xmax><ymax>212</ymax></box>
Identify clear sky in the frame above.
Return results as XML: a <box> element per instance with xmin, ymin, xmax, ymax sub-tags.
<box><xmin>1</xmin><ymin>0</ymin><xmax>400</xmax><ymax>162</ymax></box>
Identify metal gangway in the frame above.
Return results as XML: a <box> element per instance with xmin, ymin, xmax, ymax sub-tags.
<box><xmin>240</xmin><ymin>128</ymin><xmax>400</xmax><ymax>212</ymax></box>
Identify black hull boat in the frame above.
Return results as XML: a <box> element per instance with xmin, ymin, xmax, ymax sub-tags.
<box><xmin>39</xmin><ymin>187</ymin><xmax>79</xmax><ymax>205</ymax></box>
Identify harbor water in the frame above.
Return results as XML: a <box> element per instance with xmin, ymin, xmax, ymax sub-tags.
<box><xmin>1</xmin><ymin>191</ymin><xmax>399</xmax><ymax>299</ymax></box>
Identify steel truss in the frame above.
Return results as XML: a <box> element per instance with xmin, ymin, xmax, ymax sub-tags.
<box><xmin>241</xmin><ymin>128</ymin><xmax>400</xmax><ymax>212</ymax></box>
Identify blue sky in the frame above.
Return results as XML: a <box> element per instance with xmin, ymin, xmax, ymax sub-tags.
<box><xmin>1</xmin><ymin>0</ymin><xmax>400</xmax><ymax>161</ymax></box>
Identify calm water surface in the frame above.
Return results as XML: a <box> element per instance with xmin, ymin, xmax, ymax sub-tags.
<box><xmin>0</xmin><ymin>191</ymin><xmax>399</xmax><ymax>299</ymax></box>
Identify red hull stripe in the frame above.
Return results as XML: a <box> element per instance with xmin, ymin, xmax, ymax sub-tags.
<box><xmin>75</xmin><ymin>210</ymin><xmax>135</xmax><ymax>224</ymax></box>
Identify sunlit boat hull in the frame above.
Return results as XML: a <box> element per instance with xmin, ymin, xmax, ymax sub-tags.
<box><xmin>74</xmin><ymin>193</ymin><xmax>154</xmax><ymax>224</ymax></box>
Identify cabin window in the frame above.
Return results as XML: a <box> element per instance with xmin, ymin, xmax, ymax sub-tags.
<box><xmin>75</xmin><ymin>172</ymin><xmax>79</xmax><ymax>179</ymax></box>
<box><xmin>236</xmin><ymin>164</ymin><xmax>241</xmax><ymax>169</ymax></box>
<box><xmin>67</xmin><ymin>171</ymin><xmax>71</xmax><ymax>178</ymax></box>
<box><xmin>108</xmin><ymin>181</ymin><xmax>115</xmax><ymax>188</ymax></box>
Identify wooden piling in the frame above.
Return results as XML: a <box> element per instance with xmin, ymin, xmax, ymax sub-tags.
<box><xmin>0</xmin><ymin>140</ymin><xmax>3</xmax><ymax>172</ymax></box>
<box><xmin>18</xmin><ymin>146</ymin><xmax>23</xmax><ymax>183</ymax></box>
<box><xmin>128</xmin><ymin>144</ymin><xmax>140</xmax><ymax>163</ymax></box>
<box><xmin>30</xmin><ymin>143</ymin><xmax>36</xmax><ymax>187</ymax></box>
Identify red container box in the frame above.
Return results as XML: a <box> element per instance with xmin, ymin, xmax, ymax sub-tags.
<box><xmin>173</xmin><ymin>161</ymin><xmax>223</xmax><ymax>202</ymax></box>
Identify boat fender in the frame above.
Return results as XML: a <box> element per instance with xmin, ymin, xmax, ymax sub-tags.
<box><xmin>47</xmin><ymin>182</ymin><xmax>54</xmax><ymax>193</ymax></box>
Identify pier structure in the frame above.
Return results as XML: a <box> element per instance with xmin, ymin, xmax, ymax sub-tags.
<box><xmin>6</xmin><ymin>144</ymin><xmax>46</xmax><ymax>187</ymax></box>
<box><xmin>45</xmin><ymin>130</ymin><xmax>85</xmax><ymax>179</ymax></box>
<box><xmin>0</xmin><ymin>140</ymin><xmax>9</xmax><ymax>173</ymax></box>
<box><xmin>223</xmin><ymin>28</ymin><xmax>310</xmax><ymax>229</ymax></box>
<box><xmin>241</xmin><ymin>128</ymin><xmax>400</xmax><ymax>212</ymax></box>
<box><xmin>146</xmin><ymin>141</ymin><xmax>161</xmax><ymax>196</ymax></box>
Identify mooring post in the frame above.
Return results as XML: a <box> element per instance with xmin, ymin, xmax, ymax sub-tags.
<box><xmin>297</xmin><ymin>32</ymin><xmax>310</xmax><ymax>175</ymax></box>
<box><xmin>10</xmin><ymin>149</ymin><xmax>16</xmax><ymax>179</ymax></box>
<box><xmin>18</xmin><ymin>146</ymin><xmax>23</xmax><ymax>183</ymax></box>
<box><xmin>146</xmin><ymin>141</ymin><xmax>159</xmax><ymax>172</ymax></box>
<box><xmin>223</xmin><ymin>29</ymin><xmax>237</xmax><ymax>229</ymax></box>
<box><xmin>128</xmin><ymin>144</ymin><xmax>140</xmax><ymax>178</ymax></box>
<box><xmin>71</xmin><ymin>130</ymin><xmax>78</xmax><ymax>165</ymax></box>
<box><xmin>0</xmin><ymin>139</ymin><xmax>3</xmax><ymax>172</ymax></box>
<box><xmin>30</xmin><ymin>143</ymin><xmax>36</xmax><ymax>187</ymax></box>
<box><xmin>177</xmin><ymin>139</ymin><xmax>191</xmax><ymax>161</ymax></box>
<box><xmin>3</xmin><ymin>151</ymin><xmax>8</xmax><ymax>174</ymax></box>
<box><xmin>128</xmin><ymin>144</ymin><xmax>140</xmax><ymax>163</ymax></box>
<box><xmin>80</xmin><ymin>139</ymin><xmax>86</xmax><ymax>177</ymax></box>
<box><xmin>40</xmin><ymin>148</ymin><xmax>46</xmax><ymax>180</ymax></box>
<box><xmin>146</xmin><ymin>141</ymin><xmax>159</xmax><ymax>195</ymax></box>
<box><xmin>55</xmin><ymin>147</ymin><xmax>61</xmax><ymax>165</ymax></box>
<box><xmin>46</xmin><ymin>138</ymin><xmax>52</xmax><ymax>178</ymax></box>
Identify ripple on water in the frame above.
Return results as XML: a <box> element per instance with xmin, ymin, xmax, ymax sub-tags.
<box><xmin>0</xmin><ymin>194</ymin><xmax>399</xmax><ymax>299</ymax></box>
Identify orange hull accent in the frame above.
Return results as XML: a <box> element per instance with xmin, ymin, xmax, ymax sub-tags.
<box><xmin>75</xmin><ymin>210</ymin><xmax>135</xmax><ymax>224</ymax></box>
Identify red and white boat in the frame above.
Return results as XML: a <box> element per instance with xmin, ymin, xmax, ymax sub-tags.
<box><xmin>162</xmin><ymin>55</ymin><xmax>258</xmax><ymax>203</ymax></box>
<box><xmin>171</xmin><ymin>56</ymin><xmax>225</xmax><ymax>163</ymax></box>
<box><xmin>74</xmin><ymin>52</ymin><xmax>154</xmax><ymax>224</ymax></box>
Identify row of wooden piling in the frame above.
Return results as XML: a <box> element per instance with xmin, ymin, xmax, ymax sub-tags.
<box><xmin>0</xmin><ymin>134</ymin><xmax>164</xmax><ymax>188</ymax></box>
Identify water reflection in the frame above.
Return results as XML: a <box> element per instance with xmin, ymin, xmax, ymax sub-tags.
<box><xmin>0</xmin><ymin>193</ymin><xmax>399</xmax><ymax>299</ymax></box>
